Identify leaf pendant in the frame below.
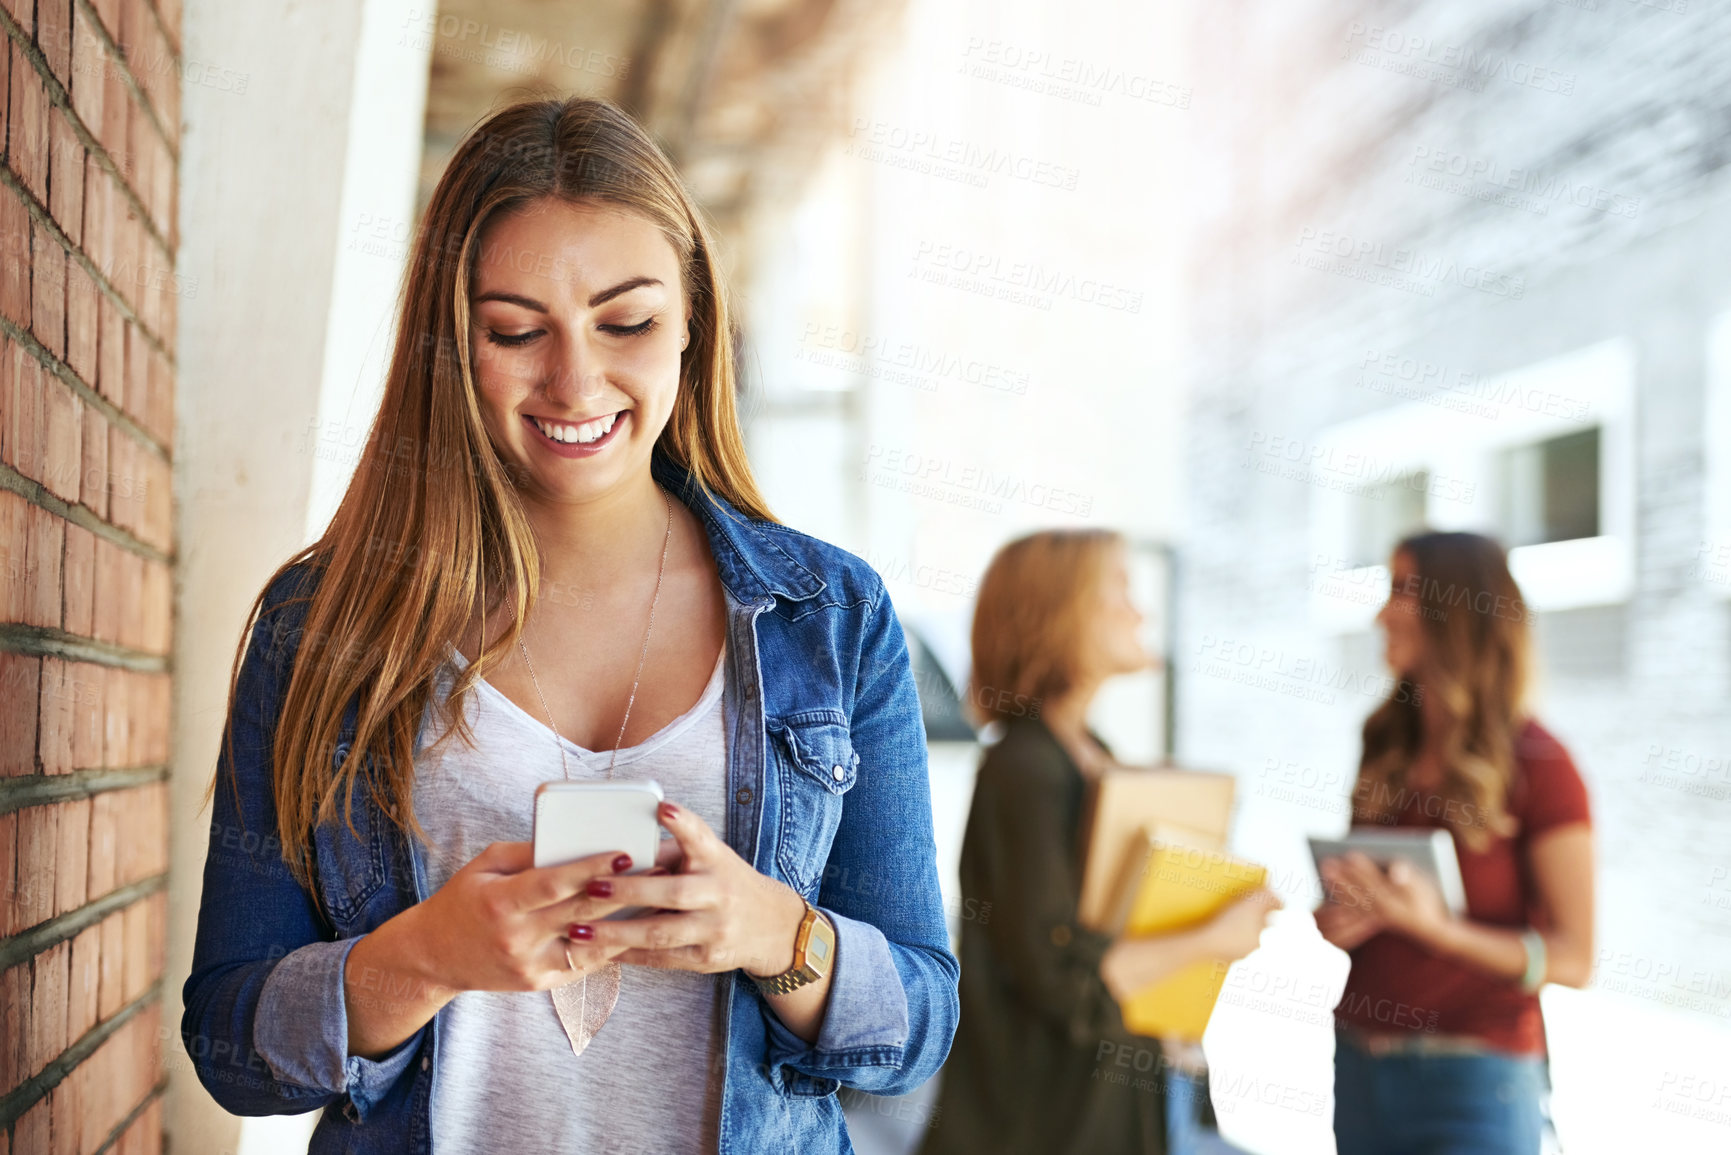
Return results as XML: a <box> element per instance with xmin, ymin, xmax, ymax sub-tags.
<box><xmin>550</xmin><ymin>960</ymin><xmax>621</xmax><ymax>1057</ymax></box>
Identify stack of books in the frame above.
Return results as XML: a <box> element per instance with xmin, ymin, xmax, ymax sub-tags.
<box><xmin>1079</xmin><ymin>766</ymin><xmax>1266</xmax><ymax>1042</ymax></box>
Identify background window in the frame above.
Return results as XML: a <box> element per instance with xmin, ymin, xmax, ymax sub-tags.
<box><xmin>1500</xmin><ymin>428</ymin><xmax>1601</xmax><ymax>548</ymax></box>
<box><xmin>1350</xmin><ymin>471</ymin><xmax>1430</xmax><ymax>568</ymax></box>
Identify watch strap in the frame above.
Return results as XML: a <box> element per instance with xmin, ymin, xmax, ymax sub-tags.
<box><xmin>751</xmin><ymin>899</ymin><xmax>834</xmax><ymax>996</ymax></box>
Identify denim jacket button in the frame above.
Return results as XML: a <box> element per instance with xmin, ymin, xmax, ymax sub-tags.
<box><xmin>421</xmin><ymin>1055</ymin><xmax>430</xmax><ymax>1072</ymax></box>
<box><xmin>736</xmin><ymin>787</ymin><xmax>753</xmax><ymax>804</ymax></box>
<box><xmin>832</xmin><ymin>764</ymin><xmax>845</xmax><ymax>782</ymax></box>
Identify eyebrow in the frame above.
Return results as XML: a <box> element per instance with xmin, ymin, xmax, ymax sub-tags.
<box><xmin>472</xmin><ymin>276</ymin><xmax>665</xmax><ymax>313</ymax></box>
<box><xmin>589</xmin><ymin>276</ymin><xmax>663</xmax><ymax>307</ymax></box>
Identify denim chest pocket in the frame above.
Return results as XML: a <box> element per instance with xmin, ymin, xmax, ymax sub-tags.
<box><xmin>768</xmin><ymin>713</ymin><xmax>859</xmax><ymax>896</ymax></box>
<box><xmin>311</xmin><ymin>740</ymin><xmax>391</xmax><ymax>932</ymax></box>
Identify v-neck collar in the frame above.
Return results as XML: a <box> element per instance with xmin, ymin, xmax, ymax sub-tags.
<box><xmin>443</xmin><ymin>640</ymin><xmax>727</xmax><ymax>768</ymax></box>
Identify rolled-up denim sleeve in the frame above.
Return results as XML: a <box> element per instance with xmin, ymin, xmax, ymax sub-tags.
<box><xmin>810</xmin><ymin>911</ymin><xmax>908</xmax><ymax>1053</ymax></box>
<box><xmin>254</xmin><ymin>937</ymin><xmax>424</xmax><ymax>1117</ymax></box>
<box><xmin>758</xmin><ymin>909</ymin><xmax>909</xmax><ymax>1066</ymax></box>
<box><xmin>181</xmin><ymin>567</ymin><xmax>423</xmax><ymax>1120</ymax></box>
<box><xmin>760</xmin><ymin>578</ymin><xmax>959</xmax><ymax>1094</ymax></box>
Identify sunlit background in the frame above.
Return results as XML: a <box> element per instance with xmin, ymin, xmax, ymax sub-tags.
<box><xmin>4</xmin><ymin>0</ymin><xmax>1729</xmax><ymax>1152</ymax></box>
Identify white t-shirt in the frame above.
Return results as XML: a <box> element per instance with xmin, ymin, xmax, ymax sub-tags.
<box><xmin>412</xmin><ymin>641</ymin><xmax>730</xmax><ymax>1155</ymax></box>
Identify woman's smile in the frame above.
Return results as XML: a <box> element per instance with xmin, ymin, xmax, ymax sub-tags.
<box><xmin>523</xmin><ymin>410</ymin><xmax>630</xmax><ymax>457</ymax></box>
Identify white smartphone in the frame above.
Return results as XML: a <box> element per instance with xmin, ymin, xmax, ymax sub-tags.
<box><xmin>532</xmin><ymin>780</ymin><xmax>665</xmax><ymax>921</ymax></box>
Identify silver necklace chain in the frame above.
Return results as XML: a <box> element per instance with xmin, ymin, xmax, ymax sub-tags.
<box><xmin>518</xmin><ymin>487</ymin><xmax>674</xmax><ymax>781</ymax></box>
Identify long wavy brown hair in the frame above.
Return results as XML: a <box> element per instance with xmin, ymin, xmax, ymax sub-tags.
<box><xmin>968</xmin><ymin>530</ymin><xmax>1124</xmax><ymax>726</ymax></box>
<box><xmin>214</xmin><ymin>97</ymin><xmax>775</xmax><ymax>891</ymax></box>
<box><xmin>1353</xmin><ymin>531</ymin><xmax>1532</xmax><ymax>851</ymax></box>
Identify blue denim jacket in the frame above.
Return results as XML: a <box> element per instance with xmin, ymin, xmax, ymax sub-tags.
<box><xmin>182</xmin><ymin>456</ymin><xmax>959</xmax><ymax>1153</ymax></box>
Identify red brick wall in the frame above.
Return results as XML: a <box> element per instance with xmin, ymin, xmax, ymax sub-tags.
<box><xmin>1</xmin><ymin>0</ymin><xmax>178</xmax><ymax>1151</ymax></box>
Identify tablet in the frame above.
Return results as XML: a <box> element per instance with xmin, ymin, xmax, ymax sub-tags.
<box><xmin>1308</xmin><ymin>828</ymin><xmax>1467</xmax><ymax>915</ymax></box>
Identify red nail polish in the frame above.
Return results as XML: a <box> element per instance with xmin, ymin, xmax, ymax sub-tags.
<box><xmin>660</xmin><ymin>802</ymin><xmax>679</xmax><ymax>820</ymax></box>
<box><xmin>587</xmin><ymin>879</ymin><xmax>613</xmax><ymax>898</ymax></box>
<box><xmin>612</xmin><ymin>854</ymin><xmax>633</xmax><ymax>873</ymax></box>
<box><xmin>569</xmin><ymin>924</ymin><xmax>594</xmax><ymax>941</ymax></box>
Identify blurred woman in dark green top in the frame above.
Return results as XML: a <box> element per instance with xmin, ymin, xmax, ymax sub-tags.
<box><xmin>921</xmin><ymin>529</ymin><xmax>1278</xmax><ymax>1155</ymax></box>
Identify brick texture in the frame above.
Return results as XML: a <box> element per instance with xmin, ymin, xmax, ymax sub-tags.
<box><xmin>2</xmin><ymin>3</ymin><xmax>177</xmax><ymax>1149</ymax></box>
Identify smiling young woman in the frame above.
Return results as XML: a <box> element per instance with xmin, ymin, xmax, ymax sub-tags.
<box><xmin>1314</xmin><ymin>532</ymin><xmax>1594</xmax><ymax>1155</ymax></box>
<box><xmin>182</xmin><ymin>97</ymin><xmax>958</xmax><ymax>1155</ymax></box>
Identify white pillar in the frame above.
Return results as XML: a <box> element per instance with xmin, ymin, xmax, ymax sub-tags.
<box><xmin>307</xmin><ymin>3</ymin><xmax>434</xmax><ymax>541</ymax></box>
<box><xmin>169</xmin><ymin>4</ymin><xmax>430</xmax><ymax>1152</ymax></box>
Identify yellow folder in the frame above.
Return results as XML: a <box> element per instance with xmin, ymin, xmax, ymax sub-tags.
<box><xmin>1078</xmin><ymin>766</ymin><xmax>1237</xmax><ymax>930</ymax></box>
<box><xmin>1110</xmin><ymin>827</ymin><xmax>1267</xmax><ymax>1042</ymax></box>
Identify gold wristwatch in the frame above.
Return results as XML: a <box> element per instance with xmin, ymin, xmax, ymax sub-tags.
<box><xmin>752</xmin><ymin>899</ymin><xmax>836</xmax><ymax>996</ymax></box>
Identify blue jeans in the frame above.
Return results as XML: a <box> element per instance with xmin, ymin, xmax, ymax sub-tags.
<box><xmin>1166</xmin><ymin>1067</ymin><xmax>1252</xmax><ymax>1155</ymax></box>
<box><xmin>1333</xmin><ymin>1033</ymin><xmax>1548</xmax><ymax>1155</ymax></box>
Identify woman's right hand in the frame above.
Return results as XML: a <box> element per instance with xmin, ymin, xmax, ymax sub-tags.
<box><xmin>1314</xmin><ymin>900</ymin><xmax>1384</xmax><ymax>952</ymax></box>
<box><xmin>410</xmin><ymin>841</ymin><xmax>636</xmax><ymax>992</ymax></box>
<box><xmin>343</xmin><ymin>841</ymin><xmax>646</xmax><ymax>1060</ymax></box>
<box><xmin>1314</xmin><ymin>854</ymin><xmax>1388</xmax><ymax>952</ymax></box>
<box><xmin>1100</xmin><ymin>888</ymin><xmax>1281</xmax><ymax>1001</ymax></box>
<box><xmin>1196</xmin><ymin>888</ymin><xmax>1283</xmax><ymax>963</ymax></box>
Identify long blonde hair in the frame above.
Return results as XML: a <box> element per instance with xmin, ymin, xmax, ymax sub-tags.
<box><xmin>1354</xmin><ymin>531</ymin><xmax>1531</xmax><ymax>851</ymax></box>
<box><xmin>968</xmin><ymin>529</ymin><xmax>1124</xmax><ymax>726</ymax></box>
<box><xmin>218</xmin><ymin>97</ymin><xmax>774</xmax><ymax>890</ymax></box>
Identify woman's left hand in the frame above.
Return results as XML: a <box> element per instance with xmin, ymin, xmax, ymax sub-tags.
<box><xmin>572</xmin><ymin>801</ymin><xmax>809</xmax><ymax>978</ymax></box>
<box><xmin>1325</xmin><ymin>852</ymin><xmax>1452</xmax><ymax>945</ymax></box>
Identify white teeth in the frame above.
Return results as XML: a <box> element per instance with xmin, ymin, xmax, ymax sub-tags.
<box><xmin>533</xmin><ymin>413</ymin><xmax>619</xmax><ymax>445</ymax></box>
<box><xmin>572</xmin><ymin>413</ymin><xmax>616</xmax><ymax>443</ymax></box>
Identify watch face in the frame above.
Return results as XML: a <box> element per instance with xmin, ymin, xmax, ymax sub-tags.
<box><xmin>810</xmin><ymin>935</ymin><xmax>831</xmax><ymax>964</ymax></box>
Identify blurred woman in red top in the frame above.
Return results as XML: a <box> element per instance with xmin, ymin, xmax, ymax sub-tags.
<box><xmin>1315</xmin><ymin>531</ymin><xmax>1595</xmax><ymax>1155</ymax></box>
